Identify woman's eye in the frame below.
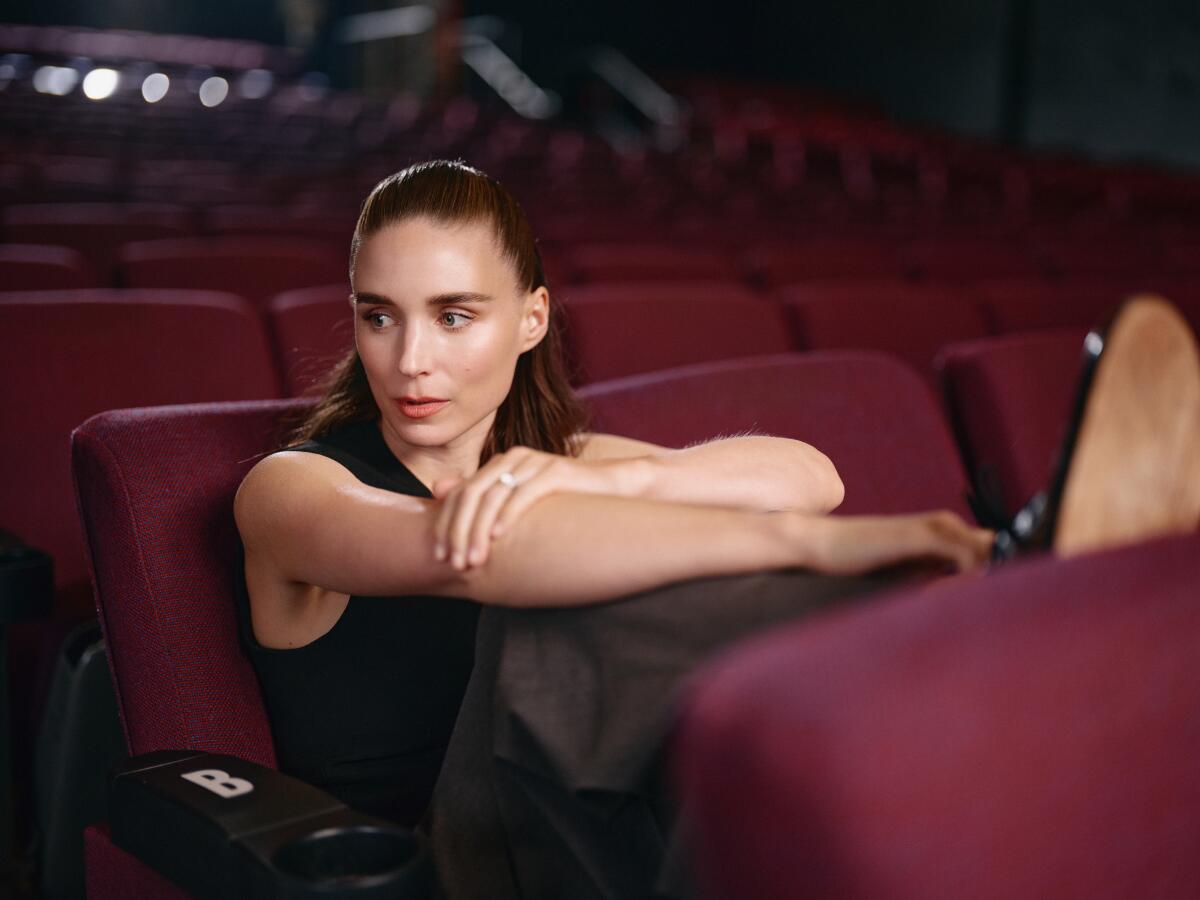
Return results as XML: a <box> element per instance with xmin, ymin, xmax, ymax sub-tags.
<box><xmin>364</xmin><ymin>311</ymin><xmax>393</xmax><ymax>328</ymax></box>
<box><xmin>440</xmin><ymin>311</ymin><xmax>471</xmax><ymax>328</ymax></box>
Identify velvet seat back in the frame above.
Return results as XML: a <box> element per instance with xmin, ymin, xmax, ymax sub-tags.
<box><xmin>581</xmin><ymin>352</ymin><xmax>973</xmax><ymax>518</ymax></box>
<box><xmin>71</xmin><ymin>399</ymin><xmax>310</xmax><ymax>762</ymax></box>
<box><xmin>675</xmin><ymin>531</ymin><xmax>1200</xmax><ymax>900</ymax></box>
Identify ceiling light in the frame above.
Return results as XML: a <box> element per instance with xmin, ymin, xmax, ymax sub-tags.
<box><xmin>82</xmin><ymin>68</ymin><xmax>120</xmax><ymax>100</ymax></box>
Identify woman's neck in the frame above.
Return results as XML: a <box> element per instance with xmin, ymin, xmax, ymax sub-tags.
<box><xmin>374</xmin><ymin>414</ymin><xmax>494</xmax><ymax>494</ymax></box>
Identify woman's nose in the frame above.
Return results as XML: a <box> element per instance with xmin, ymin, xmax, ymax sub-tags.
<box><xmin>397</xmin><ymin>324</ymin><xmax>433</xmax><ymax>377</ymax></box>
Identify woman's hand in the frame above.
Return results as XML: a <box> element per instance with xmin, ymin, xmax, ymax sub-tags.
<box><xmin>432</xmin><ymin>447</ymin><xmax>634</xmax><ymax>570</ymax></box>
<box><xmin>804</xmin><ymin>510</ymin><xmax>995</xmax><ymax>576</ymax></box>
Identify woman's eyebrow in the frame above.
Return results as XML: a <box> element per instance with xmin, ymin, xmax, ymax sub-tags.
<box><xmin>350</xmin><ymin>291</ymin><xmax>493</xmax><ymax>306</ymax></box>
<box><xmin>428</xmin><ymin>292</ymin><xmax>494</xmax><ymax>306</ymax></box>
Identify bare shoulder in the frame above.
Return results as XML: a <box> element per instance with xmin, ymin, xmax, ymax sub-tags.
<box><xmin>234</xmin><ymin>451</ymin><xmax>361</xmax><ymax>648</ymax></box>
<box><xmin>234</xmin><ymin>447</ymin><xmax>442</xmax><ymax>602</ymax></box>
<box><xmin>234</xmin><ymin>450</ymin><xmax>356</xmax><ymax>548</ymax></box>
<box><xmin>574</xmin><ymin>431</ymin><xmax>669</xmax><ymax>461</ymax></box>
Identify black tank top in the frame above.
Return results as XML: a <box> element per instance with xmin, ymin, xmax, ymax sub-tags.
<box><xmin>234</xmin><ymin>417</ymin><xmax>480</xmax><ymax>827</ymax></box>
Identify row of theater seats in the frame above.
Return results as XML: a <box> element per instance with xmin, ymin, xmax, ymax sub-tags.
<box><xmin>0</xmin><ymin>233</ymin><xmax>348</xmax><ymax>299</ymax></box>
<box><xmin>5</xmin><ymin>225</ymin><xmax>1200</xmax><ymax>382</ymax></box>
<box><xmin>548</xmin><ymin>231</ymin><xmax>1200</xmax><ymax>284</ymax></box>
<box><xmin>12</xmin><ymin>271</ymin><xmax>1197</xmax><ymax>394</ymax></box>
<box><xmin>7</xmin><ymin>207</ymin><xmax>1200</xmax><ymax>282</ymax></box>
<box><xmin>558</xmin><ymin>277</ymin><xmax>1200</xmax><ymax>383</ymax></box>
<box><xmin>4</xmin><ymin>282</ymin><xmax>1190</xmax><ymax>604</ymax></box>
<box><xmin>67</xmin><ymin>353</ymin><xmax>1200</xmax><ymax>898</ymax></box>
<box><xmin>5</xmin><ymin>203</ymin><xmax>1200</xmax><ymax>284</ymax></box>
<box><xmin>10</xmin><ymin>72</ymin><xmax>1198</xmax><ymax>235</ymax></box>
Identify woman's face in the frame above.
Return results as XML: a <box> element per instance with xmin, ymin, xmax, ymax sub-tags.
<box><xmin>351</xmin><ymin>216</ymin><xmax>548</xmax><ymax>457</ymax></box>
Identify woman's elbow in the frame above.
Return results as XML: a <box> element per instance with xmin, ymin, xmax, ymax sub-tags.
<box><xmin>805</xmin><ymin>451</ymin><xmax>844</xmax><ymax>514</ymax></box>
<box><xmin>823</xmin><ymin>466</ymin><xmax>846</xmax><ymax>513</ymax></box>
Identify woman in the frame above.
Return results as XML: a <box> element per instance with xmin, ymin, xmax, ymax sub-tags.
<box><xmin>232</xmin><ymin>158</ymin><xmax>993</xmax><ymax>863</ymax></box>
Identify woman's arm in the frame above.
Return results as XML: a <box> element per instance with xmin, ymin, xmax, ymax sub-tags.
<box><xmin>432</xmin><ymin>435</ymin><xmax>842</xmax><ymax>571</ymax></box>
<box><xmin>578</xmin><ymin>431</ymin><xmax>845</xmax><ymax>515</ymax></box>
<box><xmin>237</xmin><ymin>450</ymin><xmax>811</xmax><ymax>606</ymax></box>
<box><xmin>236</xmin><ymin>451</ymin><xmax>991</xmax><ymax>611</ymax></box>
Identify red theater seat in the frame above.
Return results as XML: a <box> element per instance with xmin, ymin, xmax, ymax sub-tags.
<box><xmin>118</xmin><ymin>237</ymin><xmax>347</xmax><ymax>308</ymax></box>
<box><xmin>559</xmin><ymin>279</ymin><xmax>761</xmax><ymax>306</ymax></box>
<box><xmin>205</xmin><ymin>206</ymin><xmax>356</xmax><ymax>244</ymax></box>
<box><xmin>580</xmin><ymin>353</ymin><xmax>973</xmax><ymax>518</ymax></box>
<box><xmin>562</xmin><ymin>291</ymin><xmax>792</xmax><ymax>383</ymax></box>
<box><xmin>936</xmin><ymin>329</ymin><xmax>1087</xmax><ymax>517</ymax></box>
<box><xmin>973</xmin><ymin>277</ymin><xmax>1128</xmax><ymax>334</ymax></box>
<box><xmin>743</xmin><ymin>235</ymin><xmax>906</xmax><ymax>286</ymax></box>
<box><xmin>71</xmin><ymin>400</ymin><xmax>305</xmax><ymax>900</ymax></box>
<box><xmin>1160</xmin><ymin>235</ymin><xmax>1200</xmax><ymax>275</ymax></box>
<box><xmin>1</xmin><ymin>290</ymin><xmax>281</xmax><ymax>621</ymax></box>
<box><xmin>1</xmin><ymin>203</ymin><xmax>194</xmax><ymax>282</ymax></box>
<box><xmin>0</xmin><ymin>244</ymin><xmax>97</xmax><ymax>290</ymax></box>
<box><xmin>778</xmin><ymin>281</ymin><xmax>990</xmax><ymax>378</ymax></box>
<box><xmin>674</xmin><ymin>531</ymin><xmax>1200</xmax><ymax>900</ymax></box>
<box><xmin>1</xmin><ymin>290</ymin><xmax>282</xmax><ymax>873</ymax></box>
<box><xmin>1036</xmin><ymin>234</ymin><xmax>1161</xmax><ymax>278</ymax></box>
<box><xmin>266</xmin><ymin>285</ymin><xmax>354</xmax><ymax>396</ymax></box>
<box><xmin>901</xmin><ymin>235</ymin><xmax>1044</xmax><ymax>282</ymax></box>
<box><xmin>561</xmin><ymin>242</ymin><xmax>742</xmax><ymax>283</ymax></box>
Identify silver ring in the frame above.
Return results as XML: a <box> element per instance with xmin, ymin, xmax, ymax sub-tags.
<box><xmin>498</xmin><ymin>471</ymin><xmax>518</xmax><ymax>488</ymax></box>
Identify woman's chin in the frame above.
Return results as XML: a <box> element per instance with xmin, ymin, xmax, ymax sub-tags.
<box><xmin>390</xmin><ymin>420</ymin><xmax>452</xmax><ymax>444</ymax></box>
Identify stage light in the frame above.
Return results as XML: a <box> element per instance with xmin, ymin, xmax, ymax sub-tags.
<box><xmin>199</xmin><ymin>76</ymin><xmax>229</xmax><ymax>107</ymax></box>
<box><xmin>238</xmin><ymin>68</ymin><xmax>273</xmax><ymax>99</ymax></box>
<box><xmin>142</xmin><ymin>72</ymin><xmax>169</xmax><ymax>103</ymax></box>
<box><xmin>82</xmin><ymin>68</ymin><xmax>120</xmax><ymax>100</ymax></box>
<box><xmin>33</xmin><ymin>65</ymin><xmax>78</xmax><ymax>96</ymax></box>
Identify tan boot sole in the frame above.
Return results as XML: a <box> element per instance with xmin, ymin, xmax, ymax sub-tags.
<box><xmin>1055</xmin><ymin>295</ymin><xmax>1200</xmax><ymax>556</ymax></box>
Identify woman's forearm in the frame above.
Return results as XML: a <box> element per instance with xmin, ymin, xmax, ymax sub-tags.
<box><xmin>622</xmin><ymin>436</ymin><xmax>844</xmax><ymax>514</ymax></box>
<box><xmin>441</xmin><ymin>492</ymin><xmax>814</xmax><ymax>608</ymax></box>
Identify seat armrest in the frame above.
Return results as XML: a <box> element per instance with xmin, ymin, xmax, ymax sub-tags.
<box><xmin>109</xmin><ymin>750</ymin><xmax>431</xmax><ymax>899</ymax></box>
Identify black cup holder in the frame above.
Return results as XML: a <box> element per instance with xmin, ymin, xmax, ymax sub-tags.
<box><xmin>273</xmin><ymin>826</ymin><xmax>420</xmax><ymax>887</ymax></box>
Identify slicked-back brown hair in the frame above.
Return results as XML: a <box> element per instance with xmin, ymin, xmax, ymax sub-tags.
<box><xmin>289</xmin><ymin>159</ymin><xmax>587</xmax><ymax>462</ymax></box>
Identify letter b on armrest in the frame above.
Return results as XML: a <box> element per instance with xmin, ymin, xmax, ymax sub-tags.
<box><xmin>180</xmin><ymin>768</ymin><xmax>254</xmax><ymax>799</ymax></box>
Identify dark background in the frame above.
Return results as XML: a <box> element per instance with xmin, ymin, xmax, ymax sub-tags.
<box><xmin>7</xmin><ymin>0</ymin><xmax>1200</xmax><ymax>169</ymax></box>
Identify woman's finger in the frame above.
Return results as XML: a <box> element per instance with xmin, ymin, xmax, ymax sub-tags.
<box><xmin>448</xmin><ymin>449</ymin><xmax>531</xmax><ymax>569</ymax></box>
<box><xmin>491</xmin><ymin>457</ymin><xmax>564</xmax><ymax>538</ymax></box>
<box><xmin>464</xmin><ymin>482</ymin><xmax>516</xmax><ymax>566</ymax></box>
<box><xmin>467</xmin><ymin>456</ymin><xmax>550</xmax><ymax>565</ymax></box>
<box><xmin>491</xmin><ymin>464</ymin><xmax>563</xmax><ymax>539</ymax></box>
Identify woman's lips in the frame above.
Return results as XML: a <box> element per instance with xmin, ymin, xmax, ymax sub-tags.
<box><xmin>396</xmin><ymin>398</ymin><xmax>449</xmax><ymax>419</ymax></box>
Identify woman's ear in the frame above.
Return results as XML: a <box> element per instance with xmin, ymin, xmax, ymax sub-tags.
<box><xmin>520</xmin><ymin>286</ymin><xmax>550</xmax><ymax>352</ymax></box>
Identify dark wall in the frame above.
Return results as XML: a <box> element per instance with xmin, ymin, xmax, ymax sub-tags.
<box><xmin>466</xmin><ymin>0</ymin><xmax>1010</xmax><ymax>137</ymax></box>
<box><xmin>732</xmin><ymin>0</ymin><xmax>1011</xmax><ymax>138</ymax></box>
<box><xmin>9</xmin><ymin>0</ymin><xmax>1200</xmax><ymax>167</ymax></box>
<box><xmin>6</xmin><ymin>0</ymin><xmax>284</xmax><ymax>44</ymax></box>
<box><xmin>1025</xmin><ymin>0</ymin><xmax>1200</xmax><ymax>167</ymax></box>
<box><xmin>468</xmin><ymin>0</ymin><xmax>1200</xmax><ymax>167</ymax></box>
